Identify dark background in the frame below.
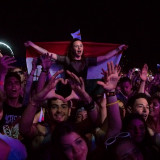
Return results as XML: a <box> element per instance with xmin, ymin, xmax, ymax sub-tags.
<box><xmin>0</xmin><ymin>0</ymin><xmax>159</xmax><ymax>73</ymax></box>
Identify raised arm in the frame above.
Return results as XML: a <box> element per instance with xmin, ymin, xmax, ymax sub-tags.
<box><xmin>65</xmin><ymin>70</ymin><xmax>99</xmax><ymax>124</ymax></box>
<box><xmin>97</xmin><ymin>44</ymin><xmax>128</xmax><ymax>63</ymax></box>
<box><xmin>36</xmin><ymin>55</ymin><xmax>53</xmax><ymax>93</ymax></box>
<box><xmin>19</xmin><ymin>70</ymin><xmax>65</xmax><ymax>138</ymax></box>
<box><xmin>22</xmin><ymin>58</ymin><xmax>38</xmax><ymax>106</ymax></box>
<box><xmin>0</xmin><ymin>55</ymin><xmax>16</xmax><ymax>91</ymax></box>
<box><xmin>97</xmin><ymin>93</ymin><xmax>107</xmax><ymax>125</ymax></box>
<box><xmin>97</xmin><ymin>61</ymin><xmax>122</xmax><ymax>138</ymax></box>
<box><xmin>24</xmin><ymin>41</ymin><xmax>58</xmax><ymax>60</ymax></box>
<box><xmin>138</xmin><ymin>64</ymin><xmax>150</xmax><ymax>96</ymax></box>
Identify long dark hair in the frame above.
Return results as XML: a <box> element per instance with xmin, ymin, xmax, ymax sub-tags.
<box><xmin>51</xmin><ymin>121</ymin><xmax>87</xmax><ymax>144</ymax></box>
<box><xmin>105</xmin><ymin>137</ymin><xmax>140</xmax><ymax>160</ymax></box>
<box><xmin>122</xmin><ymin>113</ymin><xmax>151</xmax><ymax>146</ymax></box>
<box><xmin>66</xmin><ymin>38</ymin><xmax>85</xmax><ymax>60</ymax></box>
<box><xmin>122</xmin><ymin>113</ymin><xmax>160</xmax><ymax>160</ymax></box>
<box><xmin>51</xmin><ymin>121</ymin><xmax>88</xmax><ymax>160</ymax></box>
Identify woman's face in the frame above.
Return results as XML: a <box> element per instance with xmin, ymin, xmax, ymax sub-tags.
<box><xmin>127</xmin><ymin>119</ymin><xmax>146</xmax><ymax>143</ymax></box>
<box><xmin>149</xmin><ymin>98</ymin><xmax>160</xmax><ymax>118</ymax></box>
<box><xmin>72</xmin><ymin>40</ymin><xmax>84</xmax><ymax>59</ymax></box>
<box><xmin>60</xmin><ymin>132</ymin><xmax>88</xmax><ymax>160</ymax></box>
<box><xmin>115</xmin><ymin>140</ymin><xmax>144</xmax><ymax>160</ymax></box>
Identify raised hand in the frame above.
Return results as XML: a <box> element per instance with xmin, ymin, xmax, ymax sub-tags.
<box><xmin>24</xmin><ymin>41</ymin><xmax>32</xmax><ymax>47</ymax></box>
<box><xmin>64</xmin><ymin>70</ymin><xmax>92</xmax><ymax>104</ymax></box>
<box><xmin>97</xmin><ymin>61</ymin><xmax>120</xmax><ymax>92</ymax></box>
<box><xmin>117</xmin><ymin>44</ymin><xmax>128</xmax><ymax>54</ymax></box>
<box><xmin>0</xmin><ymin>55</ymin><xmax>16</xmax><ymax>74</ymax></box>
<box><xmin>40</xmin><ymin>54</ymin><xmax>53</xmax><ymax>71</ymax></box>
<box><xmin>140</xmin><ymin>64</ymin><xmax>148</xmax><ymax>81</ymax></box>
<box><xmin>24</xmin><ymin>41</ymin><xmax>37</xmax><ymax>48</ymax></box>
<box><xmin>32</xmin><ymin>69</ymin><xmax>65</xmax><ymax>103</ymax></box>
<box><xmin>116</xmin><ymin>64</ymin><xmax>121</xmax><ymax>76</ymax></box>
<box><xmin>32</xmin><ymin>57</ymin><xmax>38</xmax><ymax>71</ymax></box>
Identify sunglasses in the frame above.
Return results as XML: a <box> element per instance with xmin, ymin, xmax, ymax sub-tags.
<box><xmin>104</xmin><ymin>132</ymin><xmax>130</xmax><ymax>149</ymax></box>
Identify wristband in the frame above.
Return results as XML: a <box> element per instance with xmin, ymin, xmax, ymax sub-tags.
<box><xmin>106</xmin><ymin>91</ymin><xmax>116</xmax><ymax>97</ymax></box>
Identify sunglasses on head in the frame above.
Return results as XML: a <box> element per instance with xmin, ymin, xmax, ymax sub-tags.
<box><xmin>104</xmin><ymin>132</ymin><xmax>130</xmax><ymax>149</ymax></box>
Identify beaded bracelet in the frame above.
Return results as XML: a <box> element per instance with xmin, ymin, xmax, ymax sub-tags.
<box><xmin>106</xmin><ymin>100</ymin><xmax>120</xmax><ymax>107</ymax></box>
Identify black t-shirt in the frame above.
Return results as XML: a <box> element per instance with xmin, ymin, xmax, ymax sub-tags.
<box><xmin>57</xmin><ymin>55</ymin><xmax>97</xmax><ymax>80</ymax></box>
<box><xmin>0</xmin><ymin>103</ymin><xmax>26</xmax><ymax>139</ymax></box>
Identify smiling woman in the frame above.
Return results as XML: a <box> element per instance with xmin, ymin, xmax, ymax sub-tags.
<box><xmin>51</xmin><ymin>122</ymin><xmax>89</xmax><ymax>160</ymax></box>
<box><xmin>122</xmin><ymin>113</ymin><xmax>160</xmax><ymax>160</ymax></box>
<box><xmin>105</xmin><ymin>135</ymin><xmax>144</xmax><ymax>160</ymax></box>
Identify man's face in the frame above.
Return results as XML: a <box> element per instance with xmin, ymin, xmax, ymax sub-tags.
<box><xmin>132</xmin><ymin>98</ymin><xmax>149</xmax><ymax>121</ymax></box>
<box><xmin>49</xmin><ymin>99</ymin><xmax>71</xmax><ymax>123</ymax></box>
<box><xmin>5</xmin><ymin>77</ymin><xmax>21</xmax><ymax>99</ymax></box>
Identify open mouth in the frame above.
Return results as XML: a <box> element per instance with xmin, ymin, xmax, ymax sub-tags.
<box><xmin>11</xmin><ymin>89</ymin><xmax>17</xmax><ymax>93</ymax></box>
<box><xmin>77</xmin><ymin>50</ymin><xmax>81</xmax><ymax>54</ymax></box>
<box><xmin>142</xmin><ymin>114</ymin><xmax>147</xmax><ymax>120</ymax></box>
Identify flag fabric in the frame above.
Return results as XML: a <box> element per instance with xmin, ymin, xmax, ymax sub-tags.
<box><xmin>26</xmin><ymin>41</ymin><xmax>121</xmax><ymax>80</ymax></box>
<box><xmin>71</xmin><ymin>29</ymin><xmax>81</xmax><ymax>40</ymax></box>
<box><xmin>26</xmin><ymin>41</ymin><xmax>69</xmax><ymax>81</ymax></box>
<box><xmin>87</xmin><ymin>53</ymin><xmax>122</xmax><ymax>79</ymax></box>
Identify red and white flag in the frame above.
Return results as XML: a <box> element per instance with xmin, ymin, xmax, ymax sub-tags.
<box><xmin>26</xmin><ymin>41</ymin><xmax>121</xmax><ymax>80</ymax></box>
